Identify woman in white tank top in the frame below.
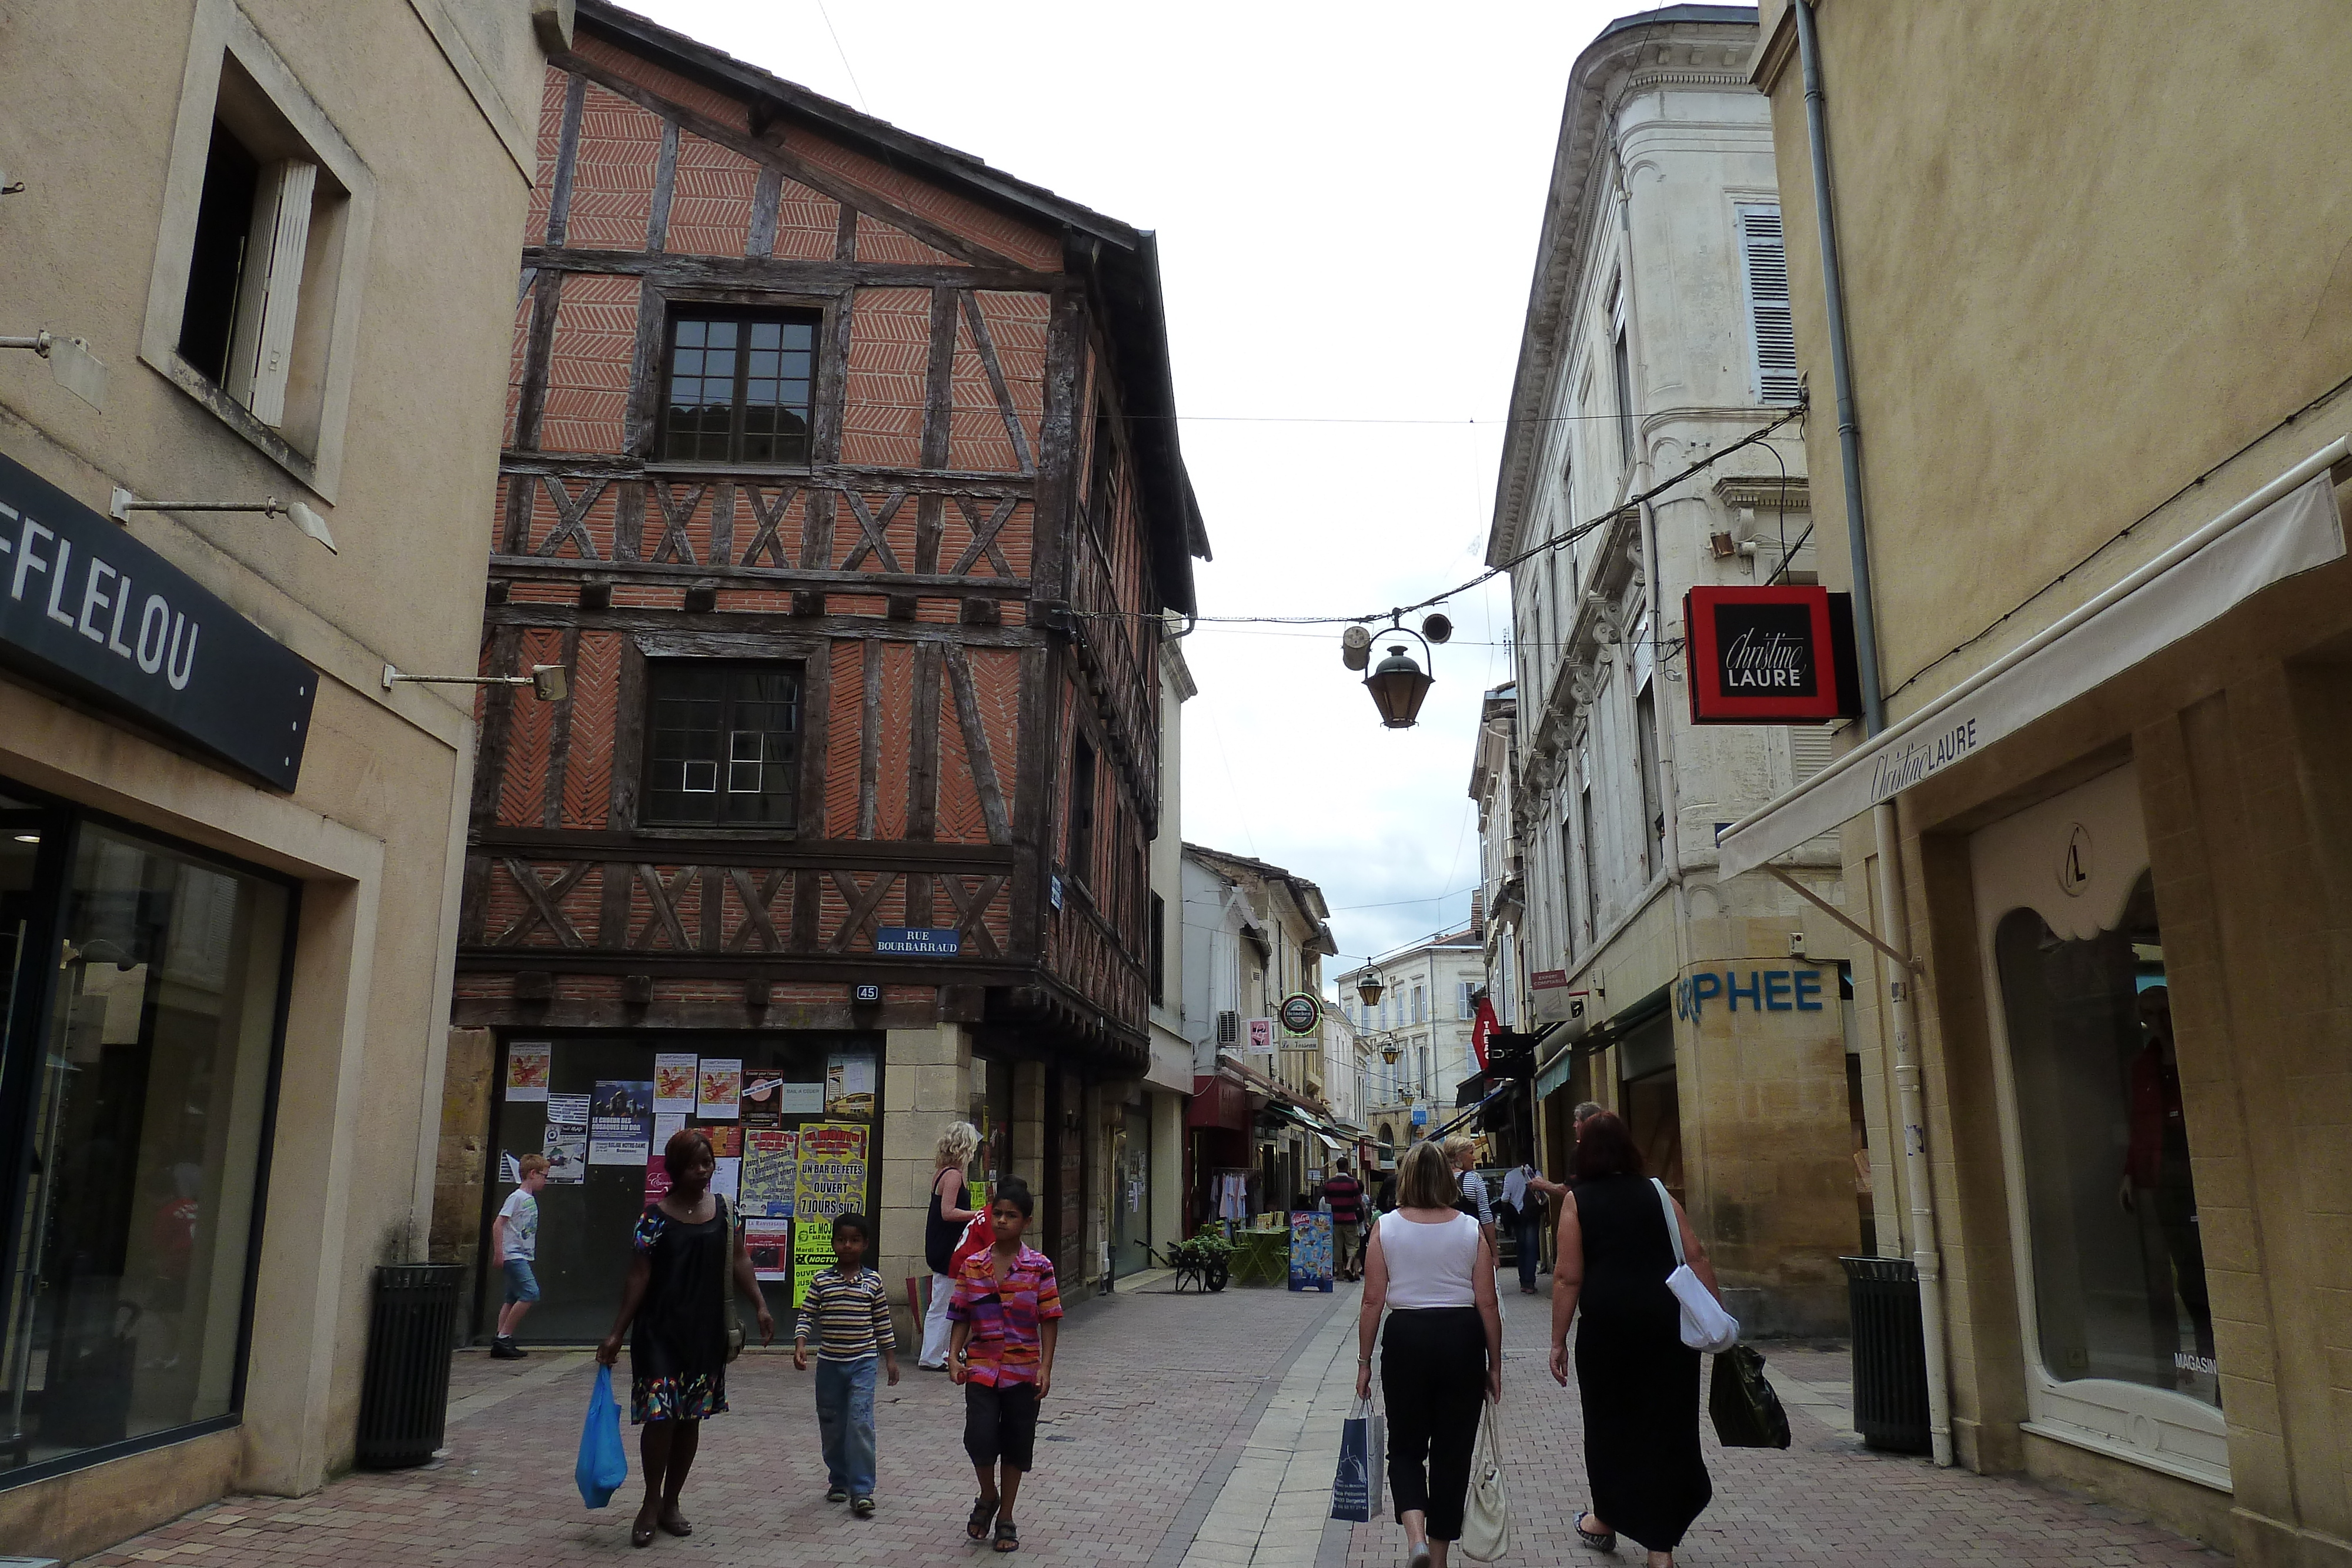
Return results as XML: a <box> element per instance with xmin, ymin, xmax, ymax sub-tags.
<box><xmin>1355</xmin><ymin>1141</ymin><xmax>1501</xmax><ymax>1568</ymax></box>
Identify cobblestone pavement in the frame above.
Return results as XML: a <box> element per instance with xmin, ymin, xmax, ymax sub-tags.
<box><xmin>75</xmin><ymin>1272</ymin><xmax>2230</xmax><ymax>1568</ymax></box>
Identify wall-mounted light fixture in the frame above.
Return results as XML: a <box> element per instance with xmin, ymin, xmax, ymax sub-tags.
<box><xmin>111</xmin><ymin>487</ymin><xmax>335</xmax><ymax>553</ymax></box>
<box><xmin>3</xmin><ymin>331</ymin><xmax>108</xmax><ymax>411</ymax></box>
<box><xmin>382</xmin><ymin>663</ymin><xmax>569</xmax><ymax>702</ymax></box>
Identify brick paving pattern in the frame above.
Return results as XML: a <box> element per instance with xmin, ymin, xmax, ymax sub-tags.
<box><xmin>75</xmin><ymin>1272</ymin><xmax>2230</xmax><ymax>1567</ymax></box>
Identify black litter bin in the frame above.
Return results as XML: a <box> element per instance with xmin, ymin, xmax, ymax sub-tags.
<box><xmin>1841</xmin><ymin>1255</ymin><xmax>1932</xmax><ymax>1453</ymax></box>
<box><xmin>355</xmin><ymin>1263</ymin><xmax>462</xmax><ymax>1469</ymax></box>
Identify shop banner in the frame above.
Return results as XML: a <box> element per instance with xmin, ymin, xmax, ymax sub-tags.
<box><xmin>746</xmin><ymin>1220</ymin><xmax>791</xmax><ymax>1281</ymax></box>
<box><xmin>791</xmin><ymin>1218</ymin><xmax>836</xmax><ymax>1308</ymax></box>
<box><xmin>506</xmin><ymin>1041</ymin><xmax>550</xmax><ymax>1102</ymax></box>
<box><xmin>697</xmin><ymin>1059</ymin><xmax>743</xmax><ymax>1119</ymax></box>
<box><xmin>653</xmin><ymin>1054</ymin><xmax>697</xmax><ymax>1114</ymax></box>
<box><xmin>794</xmin><ymin>1122</ymin><xmax>868</xmax><ymax>1222</ymax></box>
<box><xmin>590</xmin><ymin>1081</ymin><xmax>653</xmax><ymax>1165</ymax></box>
<box><xmin>824</xmin><ymin>1053</ymin><xmax>875</xmax><ymax>1119</ymax></box>
<box><xmin>1289</xmin><ymin>1211</ymin><xmax>1334</xmax><ymax>1293</ymax></box>
<box><xmin>546</xmin><ymin>1094</ymin><xmax>589</xmax><ymax>1183</ymax></box>
<box><xmin>741</xmin><ymin>1129</ymin><xmax>799</xmax><ymax>1218</ymax></box>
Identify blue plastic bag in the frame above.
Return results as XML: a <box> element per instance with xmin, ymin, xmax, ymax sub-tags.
<box><xmin>576</xmin><ymin>1363</ymin><xmax>628</xmax><ymax>1509</ymax></box>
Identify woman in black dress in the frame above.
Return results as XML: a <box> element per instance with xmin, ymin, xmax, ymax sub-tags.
<box><xmin>1546</xmin><ymin>1113</ymin><xmax>1718</xmax><ymax>1567</ymax></box>
<box><xmin>597</xmin><ymin>1127</ymin><xmax>775</xmax><ymax>1548</ymax></box>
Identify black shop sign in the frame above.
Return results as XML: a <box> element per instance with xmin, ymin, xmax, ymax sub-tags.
<box><xmin>1684</xmin><ymin>584</ymin><xmax>1862</xmax><ymax>725</ymax></box>
<box><xmin>0</xmin><ymin>451</ymin><xmax>316</xmax><ymax>790</ymax></box>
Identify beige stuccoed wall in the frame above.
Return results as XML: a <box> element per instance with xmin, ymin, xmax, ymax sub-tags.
<box><xmin>879</xmin><ymin>1023</ymin><xmax>973</xmax><ymax>1350</ymax></box>
<box><xmin>0</xmin><ymin>0</ymin><xmax>543</xmax><ymax>1556</ymax></box>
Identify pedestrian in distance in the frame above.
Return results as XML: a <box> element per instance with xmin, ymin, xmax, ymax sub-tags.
<box><xmin>1323</xmin><ymin>1158</ymin><xmax>1368</xmax><ymax>1282</ymax></box>
<box><xmin>1356</xmin><ymin>1139</ymin><xmax>1503</xmax><ymax>1568</ymax></box>
<box><xmin>948</xmin><ymin>1176</ymin><xmax>1062</xmax><ymax>1554</ymax></box>
<box><xmin>1375</xmin><ymin>1163</ymin><xmax>1399</xmax><ymax>1216</ymax></box>
<box><xmin>1547</xmin><ymin>1112</ymin><xmax>1719</xmax><ymax>1567</ymax></box>
<box><xmin>596</xmin><ymin>1126</ymin><xmax>776</xmax><ymax>1550</ymax></box>
<box><xmin>489</xmin><ymin>1153</ymin><xmax>549</xmax><ymax>1358</ymax></box>
<box><xmin>921</xmin><ymin>1121</ymin><xmax>983</xmax><ymax>1370</ymax></box>
<box><xmin>1501</xmin><ymin>1158</ymin><xmax>1567</xmax><ymax>1295</ymax></box>
<box><xmin>1442</xmin><ymin>1135</ymin><xmax>1497</xmax><ymax>1257</ymax></box>
<box><xmin>794</xmin><ymin>1210</ymin><xmax>901</xmax><ymax>1517</ymax></box>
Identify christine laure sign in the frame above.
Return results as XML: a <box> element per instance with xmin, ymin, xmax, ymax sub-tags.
<box><xmin>0</xmin><ymin>451</ymin><xmax>316</xmax><ymax>789</ymax></box>
<box><xmin>1684</xmin><ymin>584</ymin><xmax>1862</xmax><ymax>726</ymax></box>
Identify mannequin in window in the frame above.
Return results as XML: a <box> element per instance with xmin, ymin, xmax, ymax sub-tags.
<box><xmin>2116</xmin><ymin>985</ymin><xmax>2214</xmax><ymax>1379</ymax></box>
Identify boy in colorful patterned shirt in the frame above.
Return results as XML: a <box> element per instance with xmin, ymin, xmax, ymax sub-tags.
<box><xmin>948</xmin><ymin>1177</ymin><xmax>1060</xmax><ymax>1554</ymax></box>
<box><xmin>794</xmin><ymin>1211</ymin><xmax>898</xmax><ymax>1516</ymax></box>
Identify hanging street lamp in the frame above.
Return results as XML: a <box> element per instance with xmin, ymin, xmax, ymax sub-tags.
<box><xmin>1355</xmin><ymin>970</ymin><xmax>1385</xmax><ymax>1008</ymax></box>
<box><xmin>1348</xmin><ymin>613</ymin><xmax>1451</xmax><ymax>730</ymax></box>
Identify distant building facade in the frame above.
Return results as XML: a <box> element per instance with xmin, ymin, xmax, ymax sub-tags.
<box><xmin>1334</xmin><ymin>927</ymin><xmax>1484</xmax><ymax>1162</ymax></box>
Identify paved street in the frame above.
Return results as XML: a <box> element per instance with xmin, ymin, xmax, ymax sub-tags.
<box><xmin>77</xmin><ymin>1272</ymin><xmax>2228</xmax><ymax>1568</ymax></box>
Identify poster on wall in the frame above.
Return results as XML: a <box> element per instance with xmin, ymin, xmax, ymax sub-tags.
<box><xmin>711</xmin><ymin>1156</ymin><xmax>740</xmax><ymax>1203</ymax></box>
<box><xmin>746</xmin><ymin>1220</ymin><xmax>791</xmax><ymax>1280</ymax></box>
<box><xmin>1289</xmin><ymin>1211</ymin><xmax>1334</xmax><ymax>1293</ymax></box>
<box><xmin>706</xmin><ymin>1125</ymin><xmax>743</xmax><ymax>1158</ymax></box>
<box><xmin>824</xmin><ymin>1054</ymin><xmax>876</xmax><ymax>1119</ymax></box>
<box><xmin>698</xmin><ymin>1059</ymin><xmax>743</xmax><ymax>1118</ymax></box>
<box><xmin>779</xmin><ymin>1082</ymin><xmax>825</xmax><ymax>1114</ymax></box>
<box><xmin>506</xmin><ymin>1041</ymin><xmax>551</xmax><ymax>1102</ymax></box>
<box><xmin>546</xmin><ymin>1093</ymin><xmax>590</xmax><ymax>1183</ymax></box>
<box><xmin>590</xmin><ymin>1081</ymin><xmax>653</xmax><ymax>1165</ymax></box>
<box><xmin>654</xmin><ymin>1053</ymin><xmax>699</xmax><ymax>1114</ymax></box>
<box><xmin>644</xmin><ymin>1158</ymin><xmax>671</xmax><ymax>1206</ymax></box>
<box><xmin>741</xmin><ymin>1129</ymin><xmax>799</xmax><ymax>1218</ymax></box>
<box><xmin>794</xmin><ymin>1122</ymin><xmax>868</xmax><ymax>1222</ymax></box>
<box><xmin>791</xmin><ymin>1218</ymin><xmax>837</xmax><ymax>1308</ymax></box>
<box><xmin>653</xmin><ymin>1113</ymin><xmax>686</xmax><ymax>1151</ymax></box>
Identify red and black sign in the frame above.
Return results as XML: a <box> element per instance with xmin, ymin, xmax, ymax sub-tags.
<box><xmin>1684</xmin><ymin>584</ymin><xmax>1862</xmax><ymax>724</ymax></box>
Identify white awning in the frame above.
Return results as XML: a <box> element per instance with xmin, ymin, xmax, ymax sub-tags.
<box><xmin>1718</xmin><ymin>440</ymin><xmax>2348</xmax><ymax>880</ymax></box>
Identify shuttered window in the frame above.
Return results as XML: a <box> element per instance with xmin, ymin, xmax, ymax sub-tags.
<box><xmin>1738</xmin><ymin>205</ymin><xmax>1800</xmax><ymax>404</ymax></box>
<box><xmin>1790</xmin><ymin>723</ymin><xmax>1836</xmax><ymax>783</ymax></box>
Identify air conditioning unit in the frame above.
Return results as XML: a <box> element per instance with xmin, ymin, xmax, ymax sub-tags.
<box><xmin>1216</xmin><ymin>1011</ymin><xmax>1238</xmax><ymax>1046</ymax></box>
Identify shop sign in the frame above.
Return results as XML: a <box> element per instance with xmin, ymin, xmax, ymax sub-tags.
<box><xmin>0</xmin><ymin>450</ymin><xmax>316</xmax><ymax>789</ymax></box>
<box><xmin>876</xmin><ymin>925</ymin><xmax>961</xmax><ymax>956</ymax></box>
<box><xmin>1674</xmin><ymin>966</ymin><xmax>1827</xmax><ymax>1021</ymax></box>
<box><xmin>1529</xmin><ymin>969</ymin><xmax>1588</xmax><ymax>1032</ymax></box>
<box><xmin>1278</xmin><ymin>992</ymin><xmax>1321</xmax><ymax>1036</ymax></box>
<box><xmin>1683</xmin><ymin>584</ymin><xmax>1862</xmax><ymax>725</ymax></box>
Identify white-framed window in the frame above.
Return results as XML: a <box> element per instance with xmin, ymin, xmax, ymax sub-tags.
<box><xmin>141</xmin><ymin>0</ymin><xmax>375</xmax><ymax>498</ymax></box>
<box><xmin>1458</xmin><ymin>981</ymin><xmax>1475</xmax><ymax>1019</ymax></box>
<box><xmin>1736</xmin><ymin>204</ymin><xmax>1800</xmax><ymax>405</ymax></box>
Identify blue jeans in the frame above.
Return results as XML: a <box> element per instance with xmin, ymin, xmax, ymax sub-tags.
<box><xmin>501</xmin><ymin>1259</ymin><xmax>540</xmax><ymax>1303</ymax></box>
<box><xmin>1515</xmin><ymin>1214</ymin><xmax>1543</xmax><ymax>1288</ymax></box>
<box><xmin>816</xmin><ymin>1355</ymin><xmax>878</xmax><ymax>1497</ymax></box>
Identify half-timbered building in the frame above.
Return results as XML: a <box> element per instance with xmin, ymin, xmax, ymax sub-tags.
<box><xmin>435</xmin><ymin>1</ymin><xmax>1208</xmax><ymax>1341</ymax></box>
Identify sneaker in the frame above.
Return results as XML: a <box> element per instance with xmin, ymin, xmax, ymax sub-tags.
<box><xmin>489</xmin><ymin>1338</ymin><xmax>523</xmax><ymax>1360</ymax></box>
<box><xmin>826</xmin><ymin>1486</ymin><xmax>848</xmax><ymax>1503</ymax></box>
<box><xmin>851</xmin><ymin>1496</ymin><xmax>875</xmax><ymax>1519</ymax></box>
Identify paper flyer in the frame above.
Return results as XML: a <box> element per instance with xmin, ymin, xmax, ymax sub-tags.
<box><xmin>779</xmin><ymin>1081</ymin><xmax>824</xmax><ymax>1114</ymax></box>
<box><xmin>653</xmin><ymin>1053</ymin><xmax>698</xmax><ymax>1114</ymax></box>
<box><xmin>590</xmin><ymin>1080</ymin><xmax>653</xmax><ymax>1165</ymax></box>
<box><xmin>548</xmin><ymin>1092</ymin><xmax>590</xmax><ymax>1131</ymax></box>
<box><xmin>653</xmin><ymin>1112</ymin><xmax>686</xmax><ymax>1148</ymax></box>
<box><xmin>794</xmin><ymin>1122</ymin><xmax>868</xmax><ymax>1222</ymax></box>
<box><xmin>505</xmin><ymin>1041</ymin><xmax>550</xmax><ymax>1102</ymax></box>
<box><xmin>741</xmin><ymin>1129</ymin><xmax>799</xmax><ymax>1218</ymax></box>
<box><xmin>791</xmin><ymin>1218</ymin><xmax>837</xmax><ymax>1308</ymax></box>
<box><xmin>697</xmin><ymin>1058</ymin><xmax>743</xmax><ymax>1119</ymax></box>
<box><xmin>823</xmin><ymin>1054</ymin><xmax>876</xmax><ymax>1119</ymax></box>
<box><xmin>545</xmin><ymin>1094</ymin><xmax>590</xmax><ymax>1183</ymax></box>
<box><xmin>711</xmin><ymin>1156</ymin><xmax>740</xmax><ymax>1202</ymax></box>
<box><xmin>644</xmin><ymin>1157</ymin><xmax>671</xmax><ymax>1206</ymax></box>
<box><xmin>499</xmin><ymin>1151</ymin><xmax>522</xmax><ymax>1185</ymax></box>
<box><xmin>706</xmin><ymin>1125</ymin><xmax>743</xmax><ymax>1158</ymax></box>
<box><xmin>746</xmin><ymin>1220</ymin><xmax>792</xmax><ymax>1281</ymax></box>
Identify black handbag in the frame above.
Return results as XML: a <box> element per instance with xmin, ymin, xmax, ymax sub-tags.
<box><xmin>1708</xmin><ymin>1343</ymin><xmax>1791</xmax><ymax>1449</ymax></box>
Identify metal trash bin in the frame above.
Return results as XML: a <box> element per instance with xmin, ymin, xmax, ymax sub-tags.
<box><xmin>1841</xmin><ymin>1255</ymin><xmax>1932</xmax><ymax>1453</ymax></box>
<box><xmin>355</xmin><ymin>1263</ymin><xmax>462</xmax><ymax>1469</ymax></box>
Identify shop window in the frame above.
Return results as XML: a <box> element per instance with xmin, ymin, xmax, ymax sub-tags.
<box><xmin>642</xmin><ymin>661</ymin><xmax>800</xmax><ymax>828</ymax></box>
<box><xmin>1993</xmin><ymin>871</ymin><xmax>2216</xmax><ymax>1407</ymax></box>
<box><xmin>0</xmin><ymin>811</ymin><xmax>290</xmax><ymax>1480</ymax></box>
<box><xmin>1067</xmin><ymin>736</ymin><xmax>1096</xmax><ymax>890</ymax></box>
<box><xmin>659</xmin><ymin>311</ymin><xmax>816</xmax><ymax>465</ymax></box>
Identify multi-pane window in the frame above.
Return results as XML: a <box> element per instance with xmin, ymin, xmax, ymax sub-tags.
<box><xmin>660</xmin><ymin>312</ymin><xmax>816</xmax><ymax>464</ymax></box>
<box><xmin>643</xmin><ymin>662</ymin><xmax>800</xmax><ymax>827</ymax></box>
<box><xmin>1068</xmin><ymin>736</ymin><xmax>1097</xmax><ymax>888</ymax></box>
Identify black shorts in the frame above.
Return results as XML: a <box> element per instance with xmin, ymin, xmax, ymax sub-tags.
<box><xmin>963</xmin><ymin>1380</ymin><xmax>1040</xmax><ymax>1471</ymax></box>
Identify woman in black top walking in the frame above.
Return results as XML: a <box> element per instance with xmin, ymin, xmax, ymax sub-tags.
<box><xmin>921</xmin><ymin>1121</ymin><xmax>983</xmax><ymax>1368</ymax></box>
<box><xmin>1546</xmin><ymin>1113</ymin><xmax>1719</xmax><ymax>1567</ymax></box>
<box><xmin>597</xmin><ymin>1127</ymin><xmax>776</xmax><ymax>1548</ymax></box>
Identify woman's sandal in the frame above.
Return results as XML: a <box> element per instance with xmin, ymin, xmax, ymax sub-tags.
<box><xmin>993</xmin><ymin>1517</ymin><xmax>1020</xmax><ymax>1553</ymax></box>
<box><xmin>630</xmin><ymin>1514</ymin><xmax>657</xmax><ymax>1549</ymax></box>
<box><xmin>657</xmin><ymin>1507</ymin><xmax>692</xmax><ymax>1538</ymax></box>
<box><xmin>967</xmin><ymin>1496</ymin><xmax>999</xmax><ymax>1540</ymax></box>
<box><xmin>1576</xmin><ymin>1512</ymin><xmax>1618</xmax><ymax>1552</ymax></box>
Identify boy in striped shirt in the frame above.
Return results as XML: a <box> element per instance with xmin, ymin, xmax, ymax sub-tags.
<box><xmin>794</xmin><ymin>1211</ymin><xmax>899</xmax><ymax>1515</ymax></box>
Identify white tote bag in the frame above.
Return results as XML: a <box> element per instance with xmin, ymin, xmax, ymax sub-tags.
<box><xmin>1458</xmin><ymin>1396</ymin><xmax>1509</xmax><ymax>1562</ymax></box>
<box><xmin>1653</xmin><ymin>1178</ymin><xmax>1739</xmax><ymax>1353</ymax></box>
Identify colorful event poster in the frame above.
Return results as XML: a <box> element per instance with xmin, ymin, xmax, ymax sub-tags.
<box><xmin>705</xmin><ymin>1125</ymin><xmax>743</xmax><ymax>1158</ymax></box>
<box><xmin>545</xmin><ymin>1094</ymin><xmax>590</xmax><ymax>1183</ymax></box>
<box><xmin>505</xmin><ymin>1041</ymin><xmax>550</xmax><ymax>1102</ymax></box>
<box><xmin>741</xmin><ymin>1129</ymin><xmax>799</xmax><ymax>1218</ymax></box>
<box><xmin>711</xmin><ymin>1156</ymin><xmax>740</xmax><ymax>1203</ymax></box>
<box><xmin>794</xmin><ymin>1122</ymin><xmax>868</xmax><ymax>1222</ymax></box>
<box><xmin>644</xmin><ymin>1158</ymin><xmax>671</xmax><ymax>1206</ymax></box>
<box><xmin>790</xmin><ymin>1219</ymin><xmax>837</xmax><ymax>1308</ymax></box>
<box><xmin>653</xmin><ymin>1053</ymin><xmax>698</xmax><ymax>1114</ymax></box>
<box><xmin>697</xmin><ymin>1059</ymin><xmax>743</xmax><ymax>1119</ymax></box>
<box><xmin>824</xmin><ymin>1053</ymin><xmax>876</xmax><ymax>1119</ymax></box>
<box><xmin>746</xmin><ymin>1220</ymin><xmax>791</xmax><ymax>1281</ymax></box>
<box><xmin>1288</xmin><ymin>1211</ymin><xmax>1334</xmax><ymax>1293</ymax></box>
<box><xmin>590</xmin><ymin>1081</ymin><xmax>653</xmax><ymax>1165</ymax></box>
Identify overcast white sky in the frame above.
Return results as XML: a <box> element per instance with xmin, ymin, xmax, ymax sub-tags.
<box><xmin>631</xmin><ymin>0</ymin><xmax>1629</xmax><ymax>976</ymax></box>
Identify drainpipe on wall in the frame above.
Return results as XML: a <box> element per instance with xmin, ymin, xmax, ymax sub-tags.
<box><xmin>1793</xmin><ymin>0</ymin><xmax>1954</xmax><ymax>1467</ymax></box>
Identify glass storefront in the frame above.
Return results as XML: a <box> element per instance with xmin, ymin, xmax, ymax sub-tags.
<box><xmin>0</xmin><ymin>786</ymin><xmax>290</xmax><ymax>1483</ymax></box>
<box><xmin>482</xmin><ymin>1033</ymin><xmax>881</xmax><ymax>1342</ymax></box>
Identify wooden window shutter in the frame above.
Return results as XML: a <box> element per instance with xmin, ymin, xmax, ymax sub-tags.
<box><xmin>226</xmin><ymin>159</ymin><xmax>318</xmax><ymax>427</ymax></box>
<box><xmin>1790</xmin><ymin>722</ymin><xmax>1836</xmax><ymax>783</ymax></box>
<box><xmin>1739</xmin><ymin>205</ymin><xmax>1799</xmax><ymax>405</ymax></box>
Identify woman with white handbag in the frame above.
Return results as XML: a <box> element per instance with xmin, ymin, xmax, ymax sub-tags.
<box><xmin>1545</xmin><ymin>1113</ymin><xmax>1723</xmax><ymax>1567</ymax></box>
